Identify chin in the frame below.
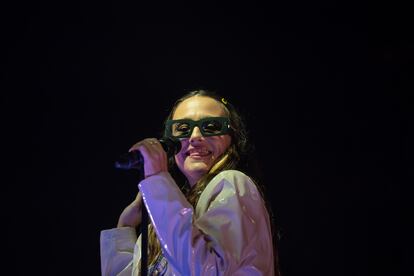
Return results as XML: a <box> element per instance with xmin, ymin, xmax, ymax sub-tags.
<box><xmin>185</xmin><ymin>162</ymin><xmax>211</xmax><ymax>175</ymax></box>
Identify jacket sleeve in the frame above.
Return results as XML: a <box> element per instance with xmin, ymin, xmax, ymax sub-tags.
<box><xmin>139</xmin><ymin>170</ymin><xmax>275</xmax><ymax>275</ymax></box>
<box><xmin>100</xmin><ymin>227</ymin><xmax>137</xmax><ymax>276</ymax></box>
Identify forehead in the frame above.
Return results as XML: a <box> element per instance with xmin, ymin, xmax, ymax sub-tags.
<box><xmin>172</xmin><ymin>96</ymin><xmax>227</xmax><ymax>120</ymax></box>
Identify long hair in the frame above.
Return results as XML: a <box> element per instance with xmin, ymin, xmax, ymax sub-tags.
<box><xmin>147</xmin><ymin>89</ymin><xmax>278</xmax><ymax>273</ymax></box>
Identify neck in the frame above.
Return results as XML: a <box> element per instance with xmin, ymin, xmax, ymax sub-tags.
<box><xmin>187</xmin><ymin>175</ymin><xmax>200</xmax><ymax>187</ymax></box>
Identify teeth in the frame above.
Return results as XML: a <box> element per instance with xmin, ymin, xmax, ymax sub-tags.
<box><xmin>187</xmin><ymin>148</ymin><xmax>211</xmax><ymax>156</ymax></box>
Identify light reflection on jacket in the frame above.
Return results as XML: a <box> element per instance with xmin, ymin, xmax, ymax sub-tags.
<box><xmin>100</xmin><ymin>170</ymin><xmax>275</xmax><ymax>275</ymax></box>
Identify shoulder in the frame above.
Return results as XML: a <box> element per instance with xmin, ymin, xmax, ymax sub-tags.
<box><xmin>212</xmin><ymin>169</ymin><xmax>251</xmax><ymax>183</ymax></box>
<box><xmin>210</xmin><ymin>170</ymin><xmax>260</xmax><ymax>196</ymax></box>
<box><xmin>196</xmin><ymin>170</ymin><xmax>262</xmax><ymax>210</ymax></box>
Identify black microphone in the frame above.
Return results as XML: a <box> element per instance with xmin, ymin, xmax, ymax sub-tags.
<box><xmin>114</xmin><ymin>137</ymin><xmax>181</xmax><ymax>170</ymax></box>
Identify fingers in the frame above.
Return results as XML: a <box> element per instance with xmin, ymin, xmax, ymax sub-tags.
<box><xmin>128</xmin><ymin>138</ymin><xmax>168</xmax><ymax>177</ymax></box>
<box><xmin>136</xmin><ymin>139</ymin><xmax>166</xmax><ymax>161</ymax></box>
<box><xmin>129</xmin><ymin>138</ymin><xmax>160</xmax><ymax>152</ymax></box>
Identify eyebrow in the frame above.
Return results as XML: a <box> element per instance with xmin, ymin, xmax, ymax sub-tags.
<box><xmin>171</xmin><ymin>115</ymin><xmax>226</xmax><ymax>120</ymax></box>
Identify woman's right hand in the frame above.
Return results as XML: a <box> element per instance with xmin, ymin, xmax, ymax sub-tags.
<box><xmin>117</xmin><ymin>192</ymin><xmax>143</xmax><ymax>228</ymax></box>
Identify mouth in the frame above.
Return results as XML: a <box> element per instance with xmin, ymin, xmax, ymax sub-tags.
<box><xmin>185</xmin><ymin>148</ymin><xmax>212</xmax><ymax>158</ymax></box>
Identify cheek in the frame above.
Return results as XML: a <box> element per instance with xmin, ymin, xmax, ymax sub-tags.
<box><xmin>214</xmin><ymin>135</ymin><xmax>232</xmax><ymax>155</ymax></box>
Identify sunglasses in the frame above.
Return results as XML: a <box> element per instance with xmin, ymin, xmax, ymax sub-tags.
<box><xmin>165</xmin><ymin>117</ymin><xmax>232</xmax><ymax>138</ymax></box>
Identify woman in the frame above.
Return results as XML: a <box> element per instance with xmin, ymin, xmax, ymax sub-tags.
<box><xmin>100</xmin><ymin>90</ymin><xmax>278</xmax><ymax>275</ymax></box>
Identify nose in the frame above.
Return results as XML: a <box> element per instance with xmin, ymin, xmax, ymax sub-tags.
<box><xmin>189</xmin><ymin>126</ymin><xmax>203</xmax><ymax>143</ymax></box>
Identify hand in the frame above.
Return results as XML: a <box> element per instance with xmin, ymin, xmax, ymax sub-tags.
<box><xmin>128</xmin><ymin>138</ymin><xmax>168</xmax><ymax>178</ymax></box>
<box><xmin>117</xmin><ymin>192</ymin><xmax>143</xmax><ymax>228</ymax></box>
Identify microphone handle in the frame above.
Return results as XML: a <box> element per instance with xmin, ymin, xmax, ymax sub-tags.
<box><xmin>114</xmin><ymin>137</ymin><xmax>181</xmax><ymax>170</ymax></box>
<box><xmin>114</xmin><ymin>150</ymin><xmax>143</xmax><ymax>170</ymax></box>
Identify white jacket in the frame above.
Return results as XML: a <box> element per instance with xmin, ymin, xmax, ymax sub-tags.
<box><xmin>100</xmin><ymin>170</ymin><xmax>275</xmax><ymax>275</ymax></box>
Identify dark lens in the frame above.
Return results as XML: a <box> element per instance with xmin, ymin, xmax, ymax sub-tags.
<box><xmin>172</xmin><ymin>122</ymin><xmax>191</xmax><ymax>137</ymax></box>
<box><xmin>202</xmin><ymin>120</ymin><xmax>222</xmax><ymax>134</ymax></box>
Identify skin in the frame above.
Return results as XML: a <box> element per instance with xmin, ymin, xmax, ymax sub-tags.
<box><xmin>117</xmin><ymin>95</ymin><xmax>232</xmax><ymax>228</ymax></box>
<box><xmin>172</xmin><ymin>96</ymin><xmax>232</xmax><ymax>186</ymax></box>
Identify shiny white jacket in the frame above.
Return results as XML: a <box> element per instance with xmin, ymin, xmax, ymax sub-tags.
<box><xmin>100</xmin><ymin>170</ymin><xmax>275</xmax><ymax>275</ymax></box>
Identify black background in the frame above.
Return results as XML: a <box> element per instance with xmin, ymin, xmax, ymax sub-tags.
<box><xmin>2</xmin><ymin>1</ymin><xmax>411</xmax><ymax>276</ymax></box>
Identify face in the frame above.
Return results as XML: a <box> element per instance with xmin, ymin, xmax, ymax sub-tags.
<box><xmin>172</xmin><ymin>96</ymin><xmax>232</xmax><ymax>186</ymax></box>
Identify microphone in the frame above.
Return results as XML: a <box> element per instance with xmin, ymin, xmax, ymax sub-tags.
<box><xmin>114</xmin><ymin>137</ymin><xmax>181</xmax><ymax>170</ymax></box>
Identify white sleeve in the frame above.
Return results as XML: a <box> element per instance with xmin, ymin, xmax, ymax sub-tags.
<box><xmin>139</xmin><ymin>170</ymin><xmax>275</xmax><ymax>275</ymax></box>
<box><xmin>100</xmin><ymin>227</ymin><xmax>137</xmax><ymax>276</ymax></box>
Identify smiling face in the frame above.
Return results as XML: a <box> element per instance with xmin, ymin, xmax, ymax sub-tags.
<box><xmin>172</xmin><ymin>96</ymin><xmax>232</xmax><ymax>186</ymax></box>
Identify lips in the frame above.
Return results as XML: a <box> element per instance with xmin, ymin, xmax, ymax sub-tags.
<box><xmin>186</xmin><ymin>148</ymin><xmax>212</xmax><ymax>157</ymax></box>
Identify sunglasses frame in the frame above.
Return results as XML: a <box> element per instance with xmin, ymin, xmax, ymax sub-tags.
<box><xmin>164</xmin><ymin>116</ymin><xmax>232</xmax><ymax>138</ymax></box>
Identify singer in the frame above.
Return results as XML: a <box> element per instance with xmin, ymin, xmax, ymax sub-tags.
<box><xmin>100</xmin><ymin>90</ymin><xmax>279</xmax><ymax>275</ymax></box>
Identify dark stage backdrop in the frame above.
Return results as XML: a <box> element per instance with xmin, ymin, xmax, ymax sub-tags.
<box><xmin>2</xmin><ymin>2</ymin><xmax>410</xmax><ymax>276</ymax></box>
